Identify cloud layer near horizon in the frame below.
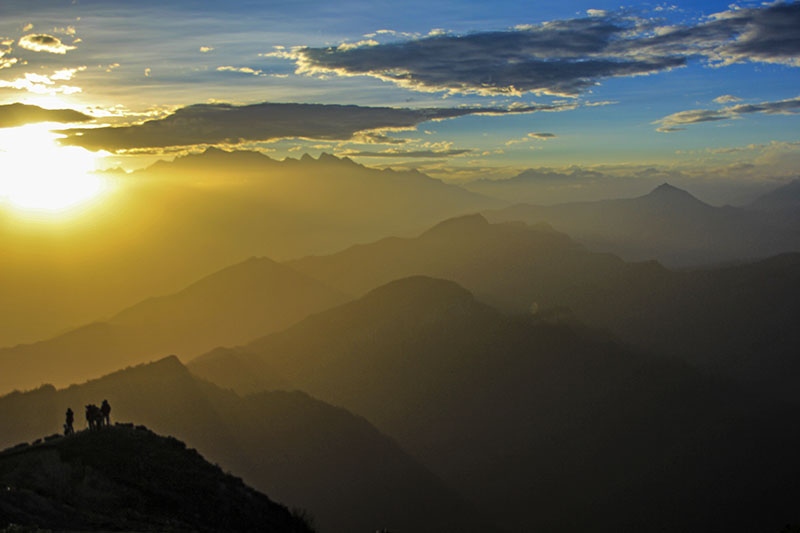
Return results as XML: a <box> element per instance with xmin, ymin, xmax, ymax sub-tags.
<box><xmin>56</xmin><ymin>101</ymin><xmax>567</xmax><ymax>152</ymax></box>
<box><xmin>0</xmin><ymin>102</ymin><xmax>91</xmax><ymax>128</ymax></box>
<box><xmin>275</xmin><ymin>2</ymin><xmax>800</xmax><ymax>97</ymax></box>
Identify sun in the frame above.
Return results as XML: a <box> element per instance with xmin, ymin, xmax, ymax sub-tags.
<box><xmin>0</xmin><ymin>123</ymin><xmax>109</xmax><ymax>214</ymax></box>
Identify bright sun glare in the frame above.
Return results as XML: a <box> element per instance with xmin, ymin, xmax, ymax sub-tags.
<box><xmin>0</xmin><ymin>123</ymin><xmax>108</xmax><ymax>214</ymax></box>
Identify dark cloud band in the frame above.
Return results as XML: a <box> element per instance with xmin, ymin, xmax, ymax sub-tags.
<box><xmin>281</xmin><ymin>2</ymin><xmax>800</xmax><ymax>97</ymax></box>
<box><xmin>56</xmin><ymin>101</ymin><xmax>564</xmax><ymax>152</ymax></box>
<box><xmin>0</xmin><ymin>103</ymin><xmax>91</xmax><ymax>128</ymax></box>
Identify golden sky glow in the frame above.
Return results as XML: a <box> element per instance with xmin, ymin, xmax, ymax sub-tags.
<box><xmin>0</xmin><ymin>122</ymin><xmax>109</xmax><ymax>214</ymax></box>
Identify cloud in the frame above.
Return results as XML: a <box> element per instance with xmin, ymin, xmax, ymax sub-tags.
<box><xmin>52</xmin><ymin>26</ymin><xmax>77</xmax><ymax>36</ymax></box>
<box><xmin>0</xmin><ymin>69</ymin><xmax>84</xmax><ymax>95</ymax></box>
<box><xmin>614</xmin><ymin>2</ymin><xmax>800</xmax><ymax>67</ymax></box>
<box><xmin>506</xmin><ymin>131</ymin><xmax>558</xmax><ymax>145</ymax></box>
<box><xmin>725</xmin><ymin>97</ymin><xmax>800</xmax><ymax>115</ymax></box>
<box><xmin>217</xmin><ymin>65</ymin><xmax>264</xmax><ymax>76</ymax></box>
<box><xmin>656</xmin><ymin>108</ymin><xmax>731</xmax><ymax>126</ymax></box>
<box><xmin>352</xmin><ymin>131</ymin><xmax>409</xmax><ymax>144</ymax></box>
<box><xmin>656</xmin><ymin>126</ymin><xmax>686</xmax><ymax>133</ymax></box>
<box><xmin>18</xmin><ymin>33</ymin><xmax>76</xmax><ymax>54</ymax></box>
<box><xmin>655</xmin><ymin>96</ymin><xmax>800</xmax><ymax>128</ymax></box>
<box><xmin>0</xmin><ymin>102</ymin><xmax>92</xmax><ymax>128</ymax></box>
<box><xmin>288</xmin><ymin>18</ymin><xmax>687</xmax><ymax>97</ymax></box>
<box><xmin>342</xmin><ymin>148</ymin><xmax>471</xmax><ymax>158</ymax></box>
<box><xmin>56</xmin><ymin>101</ymin><xmax>553</xmax><ymax>153</ymax></box>
<box><xmin>273</xmin><ymin>2</ymin><xmax>800</xmax><ymax>97</ymax></box>
<box><xmin>713</xmin><ymin>94</ymin><xmax>742</xmax><ymax>104</ymax></box>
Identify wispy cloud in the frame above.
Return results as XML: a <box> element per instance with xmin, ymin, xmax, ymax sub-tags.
<box><xmin>506</xmin><ymin>132</ymin><xmax>557</xmax><ymax>145</ymax></box>
<box><xmin>0</xmin><ymin>68</ymin><xmax>85</xmax><ymax>95</ymax></box>
<box><xmin>341</xmin><ymin>148</ymin><xmax>471</xmax><ymax>158</ymax></box>
<box><xmin>655</xmin><ymin>95</ymin><xmax>800</xmax><ymax>130</ymax></box>
<box><xmin>217</xmin><ymin>65</ymin><xmax>264</xmax><ymax>76</ymax></box>
<box><xmin>713</xmin><ymin>94</ymin><xmax>742</xmax><ymax>104</ymax></box>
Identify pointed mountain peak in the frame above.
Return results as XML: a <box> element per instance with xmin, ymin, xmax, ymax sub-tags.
<box><xmin>317</xmin><ymin>152</ymin><xmax>339</xmax><ymax>162</ymax></box>
<box><xmin>651</xmin><ymin>182</ymin><xmax>686</xmax><ymax>195</ymax></box>
<box><xmin>72</xmin><ymin>355</ymin><xmax>190</xmax><ymax>392</ymax></box>
<box><xmin>422</xmin><ymin>213</ymin><xmax>490</xmax><ymax>237</ymax></box>
<box><xmin>641</xmin><ymin>182</ymin><xmax>706</xmax><ymax>205</ymax></box>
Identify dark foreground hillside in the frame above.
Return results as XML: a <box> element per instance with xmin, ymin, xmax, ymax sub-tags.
<box><xmin>0</xmin><ymin>357</ymin><xmax>486</xmax><ymax>533</ymax></box>
<box><xmin>0</xmin><ymin>425</ymin><xmax>313</xmax><ymax>532</ymax></box>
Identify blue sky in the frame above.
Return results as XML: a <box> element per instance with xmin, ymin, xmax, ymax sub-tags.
<box><xmin>0</xmin><ymin>0</ymin><xmax>798</xmax><ymax>187</ymax></box>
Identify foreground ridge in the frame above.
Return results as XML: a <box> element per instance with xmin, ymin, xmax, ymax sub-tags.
<box><xmin>0</xmin><ymin>424</ymin><xmax>314</xmax><ymax>533</ymax></box>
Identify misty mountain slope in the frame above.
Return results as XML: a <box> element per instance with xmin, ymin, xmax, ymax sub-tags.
<box><xmin>486</xmin><ymin>182</ymin><xmax>800</xmax><ymax>266</ymax></box>
<box><xmin>109</xmin><ymin>256</ymin><xmax>349</xmax><ymax>354</ymax></box>
<box><xmin>288</xmin><ymin>213</ymin><xmax>800</xmax><ymax>398</ymax></box>
<box><xmin>190</xmin><ymin>276</ymin><xmax>800</xmax><ymax>533</ymax></box>
<box><xmin>286</xmin><ymin>213</ymin><xmax>635</xmax><ymax>313</ymax></box>
<box><xmin>0</xmin><ymin>256</ymin><xmax>346</xmax><ymax>395</ymax></box>
<box><xmin>556</xmin><ymin>252</ymin><xmax>800</xmax><ymax>396</ymax></box>
<box><xmin>0</xmin><ymin>425</ymin><xmax>312</xmax><ymax>533</ymax></box>
<box><xmin>0</xmin><ymin>148</ymin><xmax>500</xmax><ymax>351</ymax></box>
<box><xmin>0</xmin><ymin>357</ymin><xmax>491</xmax><ymax>533</ymax></box>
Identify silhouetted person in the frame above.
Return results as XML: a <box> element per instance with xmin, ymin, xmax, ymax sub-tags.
<box><xmin>64</xmin><ymin>408</ymin><xmax>74</xmax><ymax>436</ymax></box>
<box><xmin>86</xmin><ymin>404</ymin><xmax>103</xmax><ymax>430</ymax></box>
<box><xmin>85</xmin><ymin>404</ymin><xmax>94</xmax><ymax>430</ymax></box>
<box><xmin>101</xmin><ymin>399</ymin><xmax>111</xmax><ymax>426</ymax></box>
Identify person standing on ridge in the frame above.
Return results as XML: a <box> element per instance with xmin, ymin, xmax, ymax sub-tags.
<box><xmin>64</xmin><ymin>408</ymin><xmax>74</xmax><ymax>435</ymax></box>
<box><xmin>101</xmin><ymin>399</ymin><xmax>111</xmax><ymax>426</ymax></box>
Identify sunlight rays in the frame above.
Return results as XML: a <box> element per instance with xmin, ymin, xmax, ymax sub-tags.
<box><xmin>0</xmin><ymin>123</ymin><xmax>109</xmax><ymax>215</ymax></box>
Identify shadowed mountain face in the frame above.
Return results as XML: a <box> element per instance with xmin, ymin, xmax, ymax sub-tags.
<box><xmin>0</xmin><ymin>257</ymin><xmax>347</xmax><ymax>394</ymax></box>
<box><xmin>0</xmin><ymin>425</ymin><xmax>312</xmax><ymax>533</ymax></box>
<box><xmin>486</xmin><ymin>182</ymin><xmax>800</xmax><ymax>267</ymax></box>
<box><xmin>287</xmin><ymin>213</ymin><xmax>800</xmax><ymax>398</ymax></box>
<box><xmin>190</xmin><ymin>276</ymin><xmax>800</xmax><ymax>533</ymax></box>
<box><xmin>0</xmin><ymin>148</ymin><xmax>499</xmax><ymax>350</ymax></box>
<box><xmin>287</xmin><ymin>213</ymin><xmax>629</xmax><ymax>313</ymax></box>
<box><xmin>0</xmin><ymin>357</ymin><xmax>488</xmax><ymax>533</ymax></box>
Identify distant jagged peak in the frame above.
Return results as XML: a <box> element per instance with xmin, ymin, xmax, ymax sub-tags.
<box><xmin>292</xmin><ymin>151</ymin><xmax>360</xmax><ymax>166</ymax></box>
<box><xmin>145</xmin><ymin>146</ymin><xmax>277</xmax><ymax>172</ymax></box>
<box><xmin>421</xmin><ymin>213</ymin><xmax>490</xmax><ymax>237</ymax></box>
